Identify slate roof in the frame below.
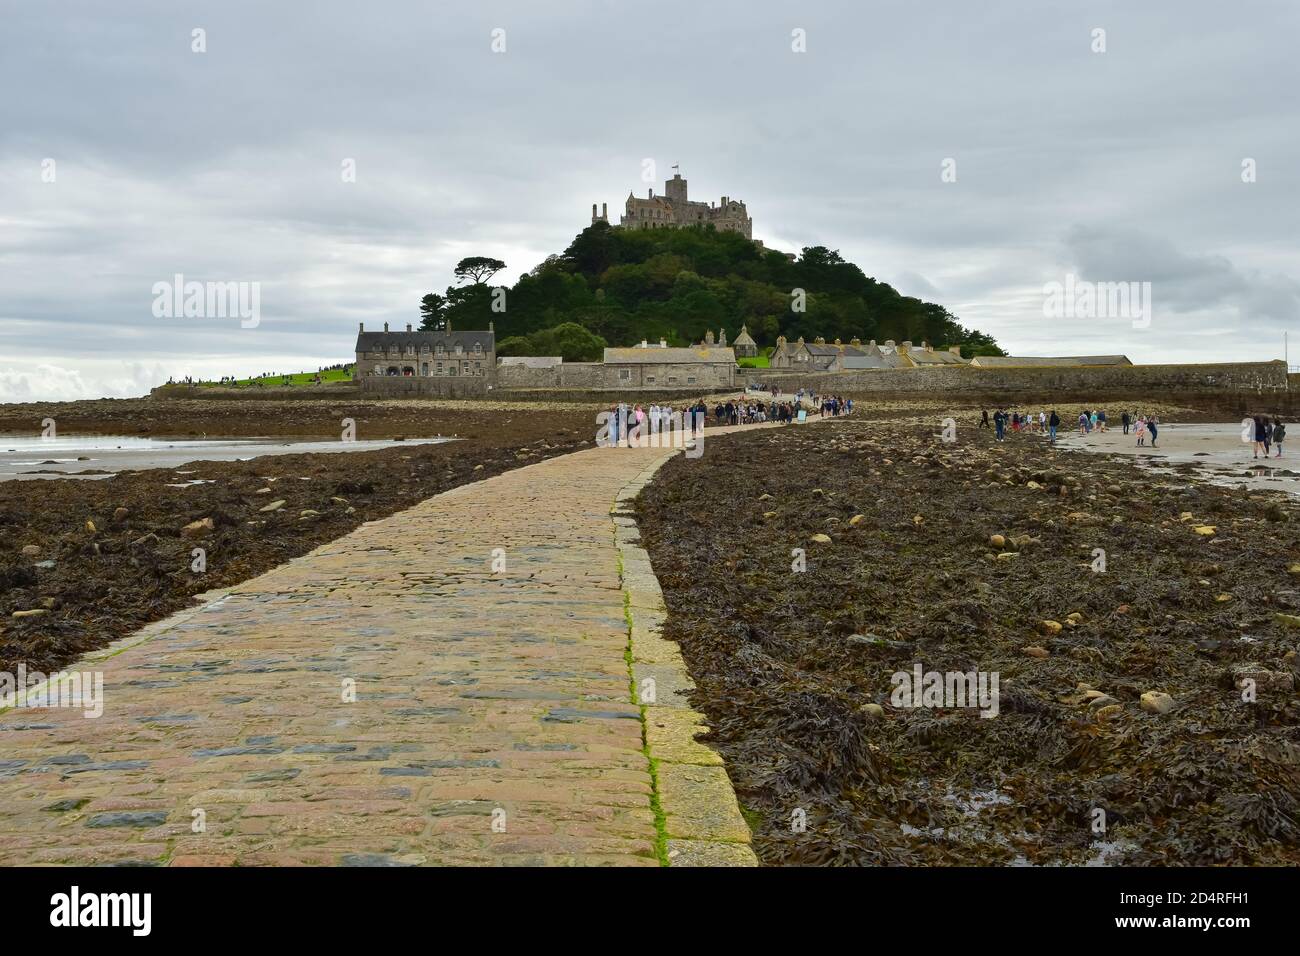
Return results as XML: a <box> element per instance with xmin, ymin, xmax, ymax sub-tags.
<box><xmin>356</xmin><ymin>330</ymin><xmax>494</xmax><ymax>352</ymax></box>
<box><xmin>969</xmin><ymin>355</ymin><xmax>1131</xmax><ymax>368</ymax></box>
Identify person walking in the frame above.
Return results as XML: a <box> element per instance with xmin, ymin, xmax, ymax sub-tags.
<box><xmin>1264</xmin><ymin>417</ymin><xmax>1274</xmax><ymax>457</ymax></box>
<box><xmin>1253</xmin><ymin>415</ymin><xmax>1267</xmax><ymax>459</ymax></box>
<box><xmin>1048</xmin><ymin>409</ymin><xmax>1060</xmax><ymax>444</ymax></box>
<box><xmin>1274</xmin><ymin>418</ymin><xmax>1286</xmax><ymax>457</ymax></box>
<box><xmin>1148</xmin><ymin>416</ymin><xmax>1159</xmax><ymax>449</ymax></box>
<box><xmin>1135</xmin><ymin>416</ymin><xmax>1147</xmax><ymax>446</ymax></box>
<box><xmin>979</xmin><ymin>409</ymin><xmax>991</xmax><ymax>429</ymax></box>
<box><xmin>994</xmin><ymin>408</ymin><xmax>1006</xmax><ymax>442</ymax></box>
<box><xmin>1121</xmin><ymin>410</ymin><xmax>1130</xmax><ymax>435</ymax></box>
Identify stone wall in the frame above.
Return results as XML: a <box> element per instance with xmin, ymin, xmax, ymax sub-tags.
<box><xmin>496</xmin><ymin>361</ymin><xmax>734</xmax><ymax>391</ymax></box>
<box><xmin>359</xmin><ymin>376</ymin><xmax>490</xmax><ymax>399</ymax></box>
<box><xmin>740</xmin><ymin>361</ymin><xmax>1289</xmax><ymax>398</ymax></box>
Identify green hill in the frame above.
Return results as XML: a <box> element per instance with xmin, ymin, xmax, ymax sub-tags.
<box><xmin>425</xmin><ymin>222</ymin><xmax>1003</xmax><ymax>360</ymax></box>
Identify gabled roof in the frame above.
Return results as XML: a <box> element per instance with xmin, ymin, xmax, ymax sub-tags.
<box><xmin>906</xmin><ymin>348</ymin><xmax>968</xmax><ymax>365</ymax></box>
<box><xmin>733</xmin><ymin>326</ymin><xmax>757</xmax><ymax>346</ymax></box>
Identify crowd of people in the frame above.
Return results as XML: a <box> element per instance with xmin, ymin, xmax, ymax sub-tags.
<box><xmin>980</xmin><ymin>407</ymin><xmax>1165</xmax><ymax>447</ymax></box>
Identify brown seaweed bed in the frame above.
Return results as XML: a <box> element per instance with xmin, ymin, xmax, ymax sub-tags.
<box><xmin>636</xmin><ymin>417</ymin><xmax>1300</xmax><ymax>865</ymax></box>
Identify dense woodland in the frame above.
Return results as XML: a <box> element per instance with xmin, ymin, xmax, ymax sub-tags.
<box><xmin>419</xmin><ymin>222</ymin><xmax>1004</xmax><ymax>361</ymax></box>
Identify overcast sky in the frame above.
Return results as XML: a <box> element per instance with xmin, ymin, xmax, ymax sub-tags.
<box><xmin>2</xmin><ymin>0</ymin><xmax>1297</xmax><ymax>401</ymax></box>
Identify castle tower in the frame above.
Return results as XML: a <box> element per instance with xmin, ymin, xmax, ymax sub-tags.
<box><xmin>665</xmin><ymin>173</ymin><xmax>687</xmax><ymax>204</ymax></box>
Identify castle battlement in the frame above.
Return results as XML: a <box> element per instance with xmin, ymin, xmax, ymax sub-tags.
<box><xmin>592</xmin><ymin>172</ymin><xmax>752</xmax><ymax>239</ymax></box>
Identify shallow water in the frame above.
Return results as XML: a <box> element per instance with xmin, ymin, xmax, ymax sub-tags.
<box><xmin>0</xmin><ymin>435</ymin><xmax>452</xmax><ymax>481</ymax></box>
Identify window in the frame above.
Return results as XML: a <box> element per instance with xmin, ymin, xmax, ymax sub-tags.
<box><xmin>618</xmin><ymin>369</ymin><xmax>631</xmax><ymax>381</ymax></box>
<box><xmin>646</xmin><ymin>376</ymin><xmax>656</xmax><ymax>384</ymax></box>
<box><xmin>473</xmin><ymin>342</ymin><xmax>482</xmax><ymax>355</ymax></box>
<box><xmin>455</xmin><ymin>344</ymin><xmax>463</xmax><ymax>355</ymax></box>
<box><xmin>687</xmin><ymin>376</ymin><xmax>697</xmax><ymax>384</ymax></box>
<box><xmin>436</xmin><ymin>344</ymin><xmax>445</xmax><ymax>356</ymax></box>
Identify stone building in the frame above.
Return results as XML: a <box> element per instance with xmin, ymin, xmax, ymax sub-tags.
<box><xmin>732</xmin><ymin>325</ymin><xmax>758</xmax><ymax>358</ymax></box>
<box><xmin>593</xmin><ymin>172</ymin><xmax>752</xmax><ymax>239</ymax></box>
<box><xmin>354</xmin><ymin>322</ymin><xmax>495</xmax><ymax>380</ymax></box>
<box><xmin>770</xmin><ymin>336</ymin><xmax>971</xmax><ymax>371</ymax></box>
<box><xmin>601</xmin><ymin>342</ymin><xmax>737</xmax><ymax>388</ymax></box>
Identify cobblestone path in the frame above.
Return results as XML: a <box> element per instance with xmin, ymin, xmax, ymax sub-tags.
<box><xmin>0</xmin><ymin>437</ymin><xmax>758</xmax><ymax>866</ymax></box>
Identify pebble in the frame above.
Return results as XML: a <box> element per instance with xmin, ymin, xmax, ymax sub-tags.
<box><xmin>809</xmin><ymin>533</ymin><xmax>832</xmax><ymax>544</ymax></box>
<box><xmin>259</xmin><ymin>500</ymin><xmax>287</xmax><ymax>513</ymax></box>
<box><xmin>112</xmin><ymin>507</ymin><xmax>129</xmax><ymax>522</ymax></box>
<box><xmin>11</xmin><ymin>609</ymin><xmax>49</xmax><ymax>619</ymax></box>
<box><xmin>21</xmin><ymin>545</ymin><xmax>40</xmax><ymax>557</ymax></box>
<box><xmin>861</xmin><ymin>703</ymin><xmax>885</xmax><ymax>718</ymax></box>
<box><xmin>1023</xmin><ymin>645</ymin><xmax>1049</xmax><ymax>658</ymax></box>
<box><xmin>1037</xmin><ymin>620</ymin><xmax>1063</xmax><ymax>636</ymax></box>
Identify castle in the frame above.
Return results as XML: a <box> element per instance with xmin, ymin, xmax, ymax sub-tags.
<box><xmin>592</xmin><ymin>172</ymin><xmax>752</xmax><ymax>239</ymax></box>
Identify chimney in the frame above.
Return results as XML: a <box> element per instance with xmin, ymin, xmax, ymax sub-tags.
<box><xmin>359</xmin><ymin>322</ymin><xmax>364</xmax><ymax>332</ymax></box>
<box><xmin>640</xmin><ymin>339</ymin><xmax>648</xmax><ymax>348</ymax></box>
<box><xmin>383</xmin><ymin>322</ymin><xmax>389</xmax><ymax>332</ymax></box>
<box><xmin>949</xmin><ymin>345</ymin><xmax>963</xmax><ymax>356</ymax></box>
<box><xmin>489</xmin><ymin>320</ymin><xmax>494</xmax><ymax>333</ymax></box>
<box><xmin>885</xmin><ymin>340</ymin><xmax>895</xmax><ymax>347</ymax></box>
<box><xmin>406</xmin><ymin>323</ymin><xmax>412</xmax><ymax>332</ymax></box>
<box><xmin>592</xmin><ymin>203</ymin><xmax>597</xmax><ymax>219</ymax></box>
<box><xmin>602</xmin><ymin>202</ymin><xmax>607</xmax><ymax>218</ymax></box>
<box><xmin>659</xmin><ymin>338</ymin><xmax>667</xmax><ymax>348</ymax></box>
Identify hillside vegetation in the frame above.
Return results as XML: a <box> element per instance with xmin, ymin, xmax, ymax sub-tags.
<box><xmin>422</xmin><ymin>223</ymin><xmax>1003</xmax><ymax>360</ymax></box>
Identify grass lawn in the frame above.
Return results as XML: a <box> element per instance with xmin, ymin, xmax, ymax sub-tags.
<box><xmin>198</xmin><ymin>366</ymin><xmax>354</xmax><ymax>387</ymax></box>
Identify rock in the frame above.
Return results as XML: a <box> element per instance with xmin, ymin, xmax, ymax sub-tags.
<box><xmin>996</xmin><ymin>551</ymin><xmax>1018</xmax><ymax>561</ymax></box>
<box><xmin>259</xmin><ymin>499</ymin><xmax>287</xmax><ymax>513</ymax></box>
<box><xmin>473</xmin><ymin>465</ymin><xmax>484</xmax><ymax>471</ymax></box>
<box><xmin>254</xmin><ymin>487</ymin><xmax>272</xmax><ymax>495</ymax></box>
<box><xmin>763</xmin><ymin>511</ymin><xmax>777</xmax><ymax>519</ymax></box>
<box><xmin>758</xmin><ymin>493</ymin><xmax>774</xmax><ymax>501</ymax></box>
<box><xmin>329</xmin><ymin>496</ymin><xmax>348</xmax><ymax>505</ymax></box>
<box><xmin>913</xmin><ymin>514</ymin><xmax>924</xmax><ymax>525</ymax></box>
<box><xmin>11</xmin><ymin>608</ymin><xmax>49</xmax><ymax>619</ymax></box>
<box><xmin>1026</xmin><ymin>480</ymin><xmax>1041</xmax><ymax>490</ymax></box>
<box><xmin>1087</xmin><ymin>694</ymin><xmax>1120</xmax><ymax>710</ymax></box>
<box><xmin>1023</xmin><ymin>645</ymin><xmax>1050</xmax><ymax>658</ymax></box>
<box><xmin>1232</xmin><ymin>665</ymin><xmax>1295</xmax><ymax>692</ymax></box>
<box><xmin>1214</xmin><ymin>593</ymin><xmax>1233</xmax><ymax>603</ymax></box>
<box><xmin>1066</xmin><ymin>611</ymin><xmax>1084</xmax><ymax>624</ymax></box>
<box><xmin>84</xmin><ymin>520</ymin><xmax>96</xmax><ymax>533</ymax></box>
<box><xmin>849</xmin><ymin>514</ymin><xmax>865</xmax><ymax>526</ymax></box>
<box><xmin>1179</xmin><ymin>512</ymin><xmax>1194</xmax><ymax>522</ymax></box>
<box><xmin>131</xmin><ymin>533</ymin><xmax>159</xmax><ymax>546</ymax></box>
<box><xmin>1287</xmin><ymin>563</ymin><xmax>1300</xmax><ymax>578</ymax></box>
<box><xmin>811</xmin><ymin>488</ymin><xmax>825</xmax><ymax>497</ymax></box>
<box><xmin>1116</xmin><ymin>604</ymin><xmax>1131</xmax><ymax>614</ymax></box>
<box><xmin>809</xmin><ymin>533</ymin><xmax>832</xmax><ymax>544</ymax></box>
<box><xmin>1139</xmin><ymin>691</ymin><xmax>1175</xmax><ymax>715</ymax></box>
<box><xmin>1275</xmin><ymin>613</ymin><xmax>1300</xmax><ymax>629</ymax></box>
<box><xmin>181</xmin><ymin>518</ymin><xmax>215</xmax><ymax>538</ymax></box>
<box><xmin>1192</xmin><ymin>525</ymin><xmax>1217</xmax><ymax>536</ymax></box>
<box><xmin>40</xmin><ymin>597</ymin><xmax>56</xmax><ymax>609</ymax></box>
<box><xmin>988</xmin><ymin>534</ymin><xmax>1006</xmax><ymax>548</ymax></box>
<box><xmin>21</xmin><ymin>545</ymin><xmax>40</xmax><ymax>557</ymax></box>
<box><xmin>1094</xmin><ymin>704</ymin><xmax>1123</xmax><ymax>720</ymax></box>
<box><xmin>861</xmin><ymin>703</ymin><xmax>885</xmax><ymax>718</ymax></box>
<box><xmin>1037</xmin><ymin>620</ymin><xmax>1063</xmax><ymax>636</ymax></box>
<box><xmin>299</xmin><ymin>509</ymin><xmax>321</xmax><ymax>517</ymax></box>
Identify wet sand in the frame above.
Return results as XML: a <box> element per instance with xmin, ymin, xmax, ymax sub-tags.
<box><xmin>1056</xmin><ymin>423</ymin><xmax>1300</xmax><ymax>496</ymax></box>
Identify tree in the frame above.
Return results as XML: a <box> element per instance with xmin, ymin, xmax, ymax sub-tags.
<box><xmin>453</xmin><ymin>256</ymin><xmax>506</xmax><ymax>286</ymax></box>
<box><xmin>418</xmin><ymin>292</ymin><xmax>447</xmax><ymax>331</ymax></box>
